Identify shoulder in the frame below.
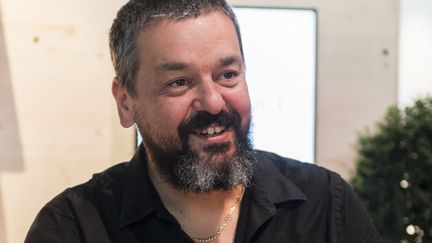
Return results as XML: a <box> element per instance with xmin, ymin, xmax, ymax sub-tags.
<box><xmin>25</xmin><ymin>162</ymin><xmax>129</xmax><ymax>242</ymax></box>
<box><xmin>253</xmin><ymin>150</ymin><xmax>381</xmax><ymax>242</ymax></box>
<box><xmin>253</xmin><ymin>150</ymin><xmax>355</xmax><ymax>218</ymax></box>
<box><xmin>51</xmin><ymin>161</ymin><xmax>129</xmax><ymax>207</ymax></box>
<box><xmin>254</xmin><ymin>150</ymin><xmax>344</xmax><ymax>193</ymax></box>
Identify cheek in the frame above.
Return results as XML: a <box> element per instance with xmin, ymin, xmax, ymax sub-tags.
<box><xmin>154</xmin><ymin>99</ymin><xmax>191</xmax><ymax>132</ymax></box>
<box><xmin>232</xmin><ymin>83</ymin><xmax>251</xmax><ymax>115</ymax></box>
<box><xmin>135</xmin><ymin>101</ymin><xmax>178</xmax><ymax>139</ymax></box>
<box><xmin>227</xmin><ymin>83</ymin><xmax>251</xmax><ymax>122</ymax></box>
<box><xmin>138</xmin><ymin>104</ymin><xmax>185</xmax><ymax>150</ymax></box>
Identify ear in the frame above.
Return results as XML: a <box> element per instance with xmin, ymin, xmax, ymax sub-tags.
<box><xmin>112</xmin><ymin>78</ymin><xmax>135</xmax><ymax>128</ymax></box>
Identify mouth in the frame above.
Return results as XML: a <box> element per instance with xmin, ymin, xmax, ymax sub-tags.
<box><xmin>193</xmin><ymin>125</ymin><xmax>227</xmax><ymax>137</ymax></box>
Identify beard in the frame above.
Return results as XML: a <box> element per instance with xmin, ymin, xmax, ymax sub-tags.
<box><xmin>136</xmin><ymin>109</ymin><xmax>256</xmax><ymax>193</ymax></box>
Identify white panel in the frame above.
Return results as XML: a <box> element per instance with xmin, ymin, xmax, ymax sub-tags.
<box><xmin>234</xmin><ymin>7</ymin><xmax>316</xmax><ymax>162</ymax></box>
<box><xmin>399</xmin><ymin>0</ymin><xmax>432</xmax><ymax>106</ymax></box>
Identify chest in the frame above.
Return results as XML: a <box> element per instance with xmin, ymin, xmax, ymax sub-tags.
<box><xmin>94</xmin><ymin>202</ymin><xmax>334</xmax><ymax>243</ymax></box>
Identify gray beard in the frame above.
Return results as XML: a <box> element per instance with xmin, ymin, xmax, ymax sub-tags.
<box><xmin>142</xmin><ymin>130</ymin><xmax>256</xmax><ymax>193</ymax></box>
<box><xmin>138</xmin><ymin>110</ymin><xmax>256</xmax><ymax>193</ymax></box>
<box><xmin>168</xmin><ymin>142</ymin><xmax>255</xmax><ymax>193</ymax></box>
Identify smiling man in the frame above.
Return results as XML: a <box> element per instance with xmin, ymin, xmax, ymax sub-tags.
<box><xmin>25</xmin><ymin>1</ymin><xmax>381</xmax><ymax>242</ymax></box>
<box><xmin>114</xmin><ymin>10</ymin><xmax>254</xmax><ymax>196</ymax></box>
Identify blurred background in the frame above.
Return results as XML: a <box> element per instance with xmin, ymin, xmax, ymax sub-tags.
<box><xmin>0</xmin><ymin>0</ymin><xmax>431</xmax><ymax>242</ymax></box>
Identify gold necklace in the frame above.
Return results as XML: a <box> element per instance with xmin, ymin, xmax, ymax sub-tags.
<box><xmin>190</xmin><ymin>188</ymin><xmax>245</xmax><ymax>243</ymax></box>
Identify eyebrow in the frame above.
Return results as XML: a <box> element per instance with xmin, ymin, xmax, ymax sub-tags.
<box><xmin>156</xmin><ymin>62</ymin><xmax>188</xmax><ymax>73</ymax></box>
<box><xmin>156</xmin><ymin>55</ymin><xmax>243</xmax><ymax>73</ymax></box>
<box><xmin>219</xmin><ymin>56</ymin><xmax>242</xmax><ymax>67</ymax></box>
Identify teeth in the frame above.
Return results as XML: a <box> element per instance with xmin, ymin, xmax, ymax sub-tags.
<box><xmin>197</xmin><ymin>125</ymin><xmax>226</xmax><ymax>135</ymax></box>
<box><xmin>207</xmin><ymin>127</ymin><xmax>215</xmax><ymax>135</ymax></box>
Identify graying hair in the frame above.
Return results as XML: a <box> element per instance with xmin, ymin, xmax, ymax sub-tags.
<box><xmin>109</xmin><ymin>0</ymin><xmax>244</xmax><ymax>97</ymax></box>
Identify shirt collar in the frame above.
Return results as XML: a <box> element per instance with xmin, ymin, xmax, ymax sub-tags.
<box><xmin>249</xmin><ymin>151</ymin><xmax>307</xmax><ymax>212</ymax></box>
<box><xmin>119</xmin><ymin>144</ymin><xmax>159</xmax><ymax>227</ymax></box>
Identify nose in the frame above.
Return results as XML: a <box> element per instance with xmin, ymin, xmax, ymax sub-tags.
<box><xmin>192</xmin><ymin>79</ymin><xmax>225</xmax><ymax>115</ymax></box>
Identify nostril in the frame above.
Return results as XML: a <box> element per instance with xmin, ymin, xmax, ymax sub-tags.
<box><xmin>193</xmin><ymin>95</ymin><xmax>225</xmax><ymax>114</ymax></box>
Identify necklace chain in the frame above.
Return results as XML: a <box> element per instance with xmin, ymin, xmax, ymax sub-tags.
<box><xmin>190</xmin><ymin>188</ymin><xmax>244</xmax><ymax>243</ymax></box>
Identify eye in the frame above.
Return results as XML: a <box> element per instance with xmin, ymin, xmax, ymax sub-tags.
<box><xmin>221</xmin><ymin>71</ymin><xmax>237</xmax><ymax>80</ymax></box>
<box><xmin>216</xmin><ymin>71</ymin><xmax>240</xmax><ymax>88</ymax></box>
<box><xmin>169</xmin><ymin>78</ymin><xmax>187</xmax><ymax>87</ymax></box>
<box><xmin>163</xmin><ymin>78</ymin><xmax>191</xmax><ymax>96</ymax></box>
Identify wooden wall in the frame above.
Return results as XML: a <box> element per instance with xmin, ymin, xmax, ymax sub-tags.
<box><xmin>0</xmin><ymin>1</ymin><xmax>134</xmax><ymax>242</ymax></box>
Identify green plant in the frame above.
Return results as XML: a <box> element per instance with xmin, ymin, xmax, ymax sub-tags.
<box><xmin>351</xmin><ymin>96</ymin><xmax>432</xmax><ymax>243</ymax></box>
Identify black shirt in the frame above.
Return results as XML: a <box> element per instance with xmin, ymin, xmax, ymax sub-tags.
<box><xmin>25</xmin><ymin>147</ymin><xmax>381</xmax><ymax>243</ymax></box>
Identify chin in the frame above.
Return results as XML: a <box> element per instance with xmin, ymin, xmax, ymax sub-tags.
<box><xmin>196</xmin><ymin>142</ymin><xmax>235</xmax><ymax>162</ymax></box>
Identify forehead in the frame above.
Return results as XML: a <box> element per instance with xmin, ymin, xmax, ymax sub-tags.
<box><xmin>136</xmin><ymin>11</ymin><xmax>242</xmax><ymax>68</ymax></box>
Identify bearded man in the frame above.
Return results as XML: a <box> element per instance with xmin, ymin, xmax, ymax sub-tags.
<box><xmin>25</xmin><ymin>0</ymin><xmax>381</xmax><ymax>242</ymax></box>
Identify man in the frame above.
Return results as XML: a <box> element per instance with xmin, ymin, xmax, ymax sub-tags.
<box><xmin>25</xmin><ymin>0</ymin><xmax>381</xmax><ymax>242</ymax></box>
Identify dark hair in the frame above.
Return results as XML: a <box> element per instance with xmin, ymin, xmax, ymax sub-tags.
<box><xmin>109</xmin><ymin>0</ymin><xmax>243</xmax><ymax>97</ymax></box>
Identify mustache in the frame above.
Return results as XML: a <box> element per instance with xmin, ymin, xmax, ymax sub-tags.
<box><xmin>183</xmin><ymin>110</ymin><xmax>238</xmax><ymax>130</ymax></box>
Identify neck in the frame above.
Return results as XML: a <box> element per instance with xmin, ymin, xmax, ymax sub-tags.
<box><xmin>147</xmin><ymin>158</ymin><xmax>244</xmax><ymax>242</ymax></box>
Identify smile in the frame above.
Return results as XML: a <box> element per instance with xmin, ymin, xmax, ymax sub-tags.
<box><xmin>194</xmin><ymin>125</ymin><xmax>226</xmax><ymax>136</ymax></box>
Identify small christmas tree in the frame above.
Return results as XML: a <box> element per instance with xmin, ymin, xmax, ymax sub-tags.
<box><xmin>351</xmin><ymin>96</ymin><xmax>432</xmax><ymax>243</ymax></box>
